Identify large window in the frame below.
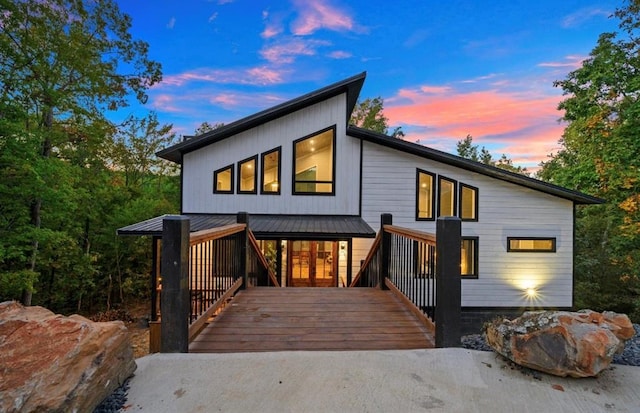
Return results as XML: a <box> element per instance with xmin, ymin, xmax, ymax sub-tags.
<box><xmin>237</xmin><ymin>155</ymin><xmax>257</xmax><ymax>194</ymax></box>
<box><xmin>438</xmin><ymin>176</ymin><xmax>457</xmax><ymax>217</ymax></box>
<box><xmin>213</xmin><ymin>164</ymin><xmax>234</xmax><ymax>194</ymax></box>
<box><xmin>416</xmin><ymin>169</ymin><xmax>435</xmax><ymax>220</ymax></box>
<box><xmin>261</xmin><ymin>147</ymin><xmax>281</xmax><ymax>194</ymax></box>
<box><xmin>459</xmin><ymin>184</ymin><xmax>478</xmax><ymax>221</ymax></box>
<box><xmin>461</xmin><ymin>237</ymin><xmax>478</xmax><ymax>278</ymax></box>
<box><xmin>507</xmin><ymin>237</ymin><xmax>556</xmax><ymax>252</ymax></box>
<box><xmin>293</xmin><ymin>126</ymin><xmax>335</xmax><ymax>195</ymax></box>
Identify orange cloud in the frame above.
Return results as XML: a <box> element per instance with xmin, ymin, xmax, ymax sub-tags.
<box><xmin>291</xmin><ymin>0</ymin><xmax>355</xmax><ymax>35</ymax></box>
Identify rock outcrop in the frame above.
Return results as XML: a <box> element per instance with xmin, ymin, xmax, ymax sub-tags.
<box><xmin>484</xmin><ymin>309</ymin><xmax>634</xmax><ymax>378</ymax></box>
<box><xmin>0</xmin><ymin>301</ymin><xmax>136</xmax><ymax>413</ymax></box>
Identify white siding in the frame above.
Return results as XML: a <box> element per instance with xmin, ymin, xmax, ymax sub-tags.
<box><xmin>182</xmin><ymin>94</ymin><xmax>360</xmax><ymax>215</ymax></box>
<box><xmin>358</xmin><ymin>141</ymin><xmax>574</xmax><ymax>308</ymax></box>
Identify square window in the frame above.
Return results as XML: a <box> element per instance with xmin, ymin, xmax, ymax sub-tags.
<box><xmin>238</xmin><ymin>155</ymin><xmax>257</xmax><ymax>194</ymax></box>
<box><xmin>293</xmin><ymin>126</ymin><xmax>335</xmax><ymax>195</ymax></box>
<box><xmin>213</xmin><ymin>164</ymin><xmax>234</xmax><ymax>194</ymax></box>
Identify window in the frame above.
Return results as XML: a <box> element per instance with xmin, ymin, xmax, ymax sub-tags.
<box><xmin>293</xmin><ymin>126</ymin><xmax>335</xmax><ymax>195</ymax></box>
<box><xmin>416</xmin><ymin>169</ymin><xmax>435</xmax><ymax>220</ymax></box>
<box><xmin>213</xmin><ymin>164</ymin><xmax>234</xmax><ymax>194</ymax></box>
<box><xmin>459</xmin><ymin>184</ymin><xmax>478</xmax><ymax>221</ymax></box>
<box><xmin>461</xmin><ymin>237</ymin><xmax>478</xmax><ymax>278</ymax></box>
<box><xmin>438</xmin><ymin>176</ymin><xmax>457</xmax><ymax>217</ymax></box>
<box><xmin>261</xmin><ymin>147</ymin><xmax>281</xmax><ymax>194</ymax></box>
<box><xmin>237</xmin><ymin>155</ymin><xmax>257</xmax><ymax>194</ymax></box>
<box><xmin>507</xmin><ymin>237</ymin><xmax>556</xmax><ymax>252</ymax></box>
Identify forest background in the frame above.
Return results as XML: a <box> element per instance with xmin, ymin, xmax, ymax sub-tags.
<box><xmin>0</xmin><ymin>0</ymin><xmax>638</xmax><ymax>322</ymax></box>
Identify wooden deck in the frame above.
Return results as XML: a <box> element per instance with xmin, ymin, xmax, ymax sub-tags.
<box><xmin>189</xmin><ymin>287</ymin><xmax>435</xmax><ymax>353</ymax></box>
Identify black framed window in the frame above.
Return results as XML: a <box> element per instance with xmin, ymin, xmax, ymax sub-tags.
<box><xmin>213</xmin><ymin>164</ymin><xmax>234</xmax><ymax>194</ymax></box>
<box><xmin>293</xmin><ymin>126</ymin><xmax>336</xmax><ymax>195</ymax></box>
<box><xmin>237</xmin><ymin>155</ymin><xmax>257</xmax><ymax>194</ymax></box>
<box><xmin>459</xmin><ymin>183</ymin><xmax>478</xmax><ymax>221</ymax></box>
<box><xmin>416</xmin><ymin>169</ymin><xmax>436</xmax><ymax>220</ymax></box>
<box><xmin>461</xmin><ymin>237</ymin><xmax>478</xmax><ymax>278</ymax></box>
<box><xmin>507</xmin><ymin>237</ymin><xmax>556</xmax><ymax>252</ymax></box>
<box><xmin>261</xmin><ymin>147</ymin><xmax>281</xmax><ymax>195</ymax></box>
<box><xmin>437</xmin><ymin>176</ymin><xmax>457</xmax><ymax>217</ymax></box>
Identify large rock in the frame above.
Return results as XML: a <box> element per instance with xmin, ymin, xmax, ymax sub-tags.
<box><xmin>484</xmin><ymin>310</ymin><xmax>634</xmax><ymax>378</ymax></box>
<box><xmin>0</xmin><ymin>301</ymin><xmax>136</xmax><ymax>413</ymax></box>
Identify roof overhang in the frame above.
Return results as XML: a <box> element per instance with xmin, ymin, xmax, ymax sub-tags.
<box><xmin>347</xmin><ymin>126</ymin><xmax>605</xmax><ymax>205</ymax></box>
<box><xmin>117</xmin><ymin>214</ymin><xmax>376</xmax><ymax>239</ymax></box>
<box><xmin>157</xmin><ymin>72</ymin><xmax>367</xmax><ymax>164</ymax></box>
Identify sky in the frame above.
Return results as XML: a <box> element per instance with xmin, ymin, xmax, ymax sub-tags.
<box><xmin>114</xmin><ymin>0</ymin><xmax>621</xmax><ymax>170</ymax></box>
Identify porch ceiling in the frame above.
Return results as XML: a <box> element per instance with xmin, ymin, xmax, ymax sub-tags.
<box><xmin>117</xmin><ymin>214</ymin><xmax>376</xmax><ymax>239</ymax></box>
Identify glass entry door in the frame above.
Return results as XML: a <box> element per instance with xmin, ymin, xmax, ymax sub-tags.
<box><xmin>288</xmin><ymin>240</ymin><xmax>337</xmax><ymax>287</ymax></box>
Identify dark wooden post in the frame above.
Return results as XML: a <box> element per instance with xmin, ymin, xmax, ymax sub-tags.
<box><xmin>435</xmin><ymin>216</ymin><xmax>462</xmax><ymax>348</ymax></box>
<box><xmin>237</xmin><ymin>212</ymin><xmax>249</xmax><ymax>289</ymax></box>
<box><xmin>160</xmin><ymin>216</ymin><xmax>190</xmax><ymax>353</ymax></box>
<box><xmin>380</xmin><ymin>213</ymin><xmax>393</xmax><ymax>290</ymax></box>
<box><xmin>150</xmin><ymin>236</ymin><xmax>160</xmax><ymax>322</ymax></box>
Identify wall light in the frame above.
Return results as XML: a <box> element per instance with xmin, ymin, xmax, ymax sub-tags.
<box><xmin>525</xmin><ymin>287</ymin><xmax>537</xmax><ymax>298</ymax></box>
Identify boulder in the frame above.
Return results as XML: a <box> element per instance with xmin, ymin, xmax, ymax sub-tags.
<box><xmin>484</xmin><ymin>309</ymin><xmax>634</xmax><ymax>378</ymax></box>
<box><xmin>0</xmin><ymin>301</ymin><xmax>136</xmax><ymax>413</ymax></box>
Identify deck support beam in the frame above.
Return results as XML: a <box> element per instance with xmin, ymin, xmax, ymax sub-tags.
<box><xmin>435</xmin><ymin>216</ymin><xmax>462</xmax><ymax>348</ymax></box>
<box><xmin>380</xmin><ymin>213</ymin><xmax>393</xmax><ymax>290</ymax></box>
<box><xmin>160</xmin><ymin>215</ymin><xmax>190</xmax><ymax>353</ymax></box>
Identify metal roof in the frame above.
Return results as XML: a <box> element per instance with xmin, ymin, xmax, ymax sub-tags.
<box><xmin>156</xmin><ymin>72</ymin><xmax>367</xmax><ymax>164</ymax></box>
<box><xmin>117</xmin><ymin>214</ymin><xmax>376</xmax><ymax>239</ymax></box>
<box><xmin>347</xmin><ymin>126</ymin><xmax>605</xmax><ymax>205</ymax></box>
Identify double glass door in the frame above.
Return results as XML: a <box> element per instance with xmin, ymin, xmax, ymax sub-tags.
<box><xmin>288</xmin><ymin>240</ymin><xmax>337</xmax><ymax>287</ymax></box>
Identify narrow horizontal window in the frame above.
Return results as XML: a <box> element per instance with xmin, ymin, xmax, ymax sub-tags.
<box><xmin>507</xmin><ymin>237</ymin><xmax>556</xmax><ymax>252</ymax></box>
<box><xmin>416</xmin><ymin>169</ymin><xmax>435</xmax><ymax>220</ymax></box>
<box><xmin>459</xmin><ymin>184</ymin><xmax>478</xmax><ymax>221</ymax></box>
<box><xmin>238</xmin><ymin>155</ymin><xmax>257</xmax><ymax>194</ymax></box>
<box><xmin>213</xmin><ymin>164</ymin><xmax>234</xmax><ymax>194</ymax></box>
<box><xmin>261</xmin><ymin>147</ymin><xmax>281</xmax><ymax>195</ymax></box>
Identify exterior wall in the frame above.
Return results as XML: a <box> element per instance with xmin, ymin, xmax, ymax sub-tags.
<box><xmin>182</xmin><ymin>94</ymin><xmax>361</xmax><ymax>215</ymax></box>
<box><xmin>358</xmin><ymin>141</ymin><xmax>574</xmax><ymax>308</ymax></box>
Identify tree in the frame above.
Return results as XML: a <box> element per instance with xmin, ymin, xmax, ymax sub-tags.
<box><xmin>350</xmin><ymin>97</ymin><xmax>404</xmax><ymax>138</ymax></box>
<box><xmin>0</xmin><ymin>0</ymin><xmax>161</xmax><ymax>304</ymax></box>
<box><xmin>194</xmin><ymin>121</ymin><xmax>225</xmax><ymax>135</ymax></box>
<box><xmin>456</xmin><ymin>135</ymin><xmax>529</xmax><ymax>175</ymax></box>
<box><xmin>539</xmin><ymin>0</ymin><xmax>640</xmax><ymax>320</ymax></box>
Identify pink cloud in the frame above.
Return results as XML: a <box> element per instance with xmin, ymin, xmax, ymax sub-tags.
<box><xmin>152</xmin><ymin>94</ymin><xmax>182</xmax><ymax>113</ymax></box>
<box><xmin>260</xmin><ymin>38</ymin><xmax>329</xmax><ymax>64</ymax></box>
<box><xmin>538</xmin><ymin>55</ymin><xmax>586</xmax><ymax>70</ymax></box>
<box><xmin>291</xmin><ymin>0</ymin><xmax>355</xmax><ymax>35</ymax></box>
<box><xmin>562</xmin><ymin>7</ymin><xmax>610</xmax><ymax>28</ymax></box>
<box><xmin>328</xmin><ymin>50</ymin><xmax>352</xmax><ymax>59</ymax></box>
<box><xmin>159</xmin><ymin>66</ymin><xmax>289</xmax><ymax>87</ymax></box>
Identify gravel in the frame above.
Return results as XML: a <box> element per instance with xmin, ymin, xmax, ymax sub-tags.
<box><xmin>93</xmin><ymin>379</ymin><xmax>129</xmax><ymax>413</ymax></box>
<box><xmin>462</xmin><ymin>323</ymin><xmax>640</xmax><ymax>367</ymax></box>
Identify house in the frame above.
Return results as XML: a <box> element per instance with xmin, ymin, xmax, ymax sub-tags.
<box><xmin>119</xmin><ymin>72</ymin><xmax>603</xmax><ymax>331</ymax></box>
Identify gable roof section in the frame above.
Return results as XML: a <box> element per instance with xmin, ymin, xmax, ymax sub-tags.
<box><xmin>347</xmin><ymin>125</ymin><xmax>604</xmax><ymax>205</ymax></box>
<box><xmin>157</xmin><ymin>72</ymin><xmax>367</xmax><ymax>164</ymax></box>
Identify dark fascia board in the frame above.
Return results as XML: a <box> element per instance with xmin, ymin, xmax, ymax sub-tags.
<box><xmin>157</xmin><ymin>72</ymin><xmax>367</xmax><ymax>164</ymax></box>
<box><xmin>347</xmin><ymin>125</ymin><xmax>605</xmax><ymax>205</ymax></box>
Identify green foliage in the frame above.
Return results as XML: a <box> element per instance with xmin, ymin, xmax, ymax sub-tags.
<box><xmin>456</xmin><ymin>135</ymin><xmax>529</xmax><ymax>175</ymax></box>
<box><xmin>539</xmin><ymin>0</ymin><xmax>640</xmax><ymax>321</ymax></box>
<box><xmin>350</xmin><ymin>97</ymin><xmax>404</xmax><ymax>138</ymax></box>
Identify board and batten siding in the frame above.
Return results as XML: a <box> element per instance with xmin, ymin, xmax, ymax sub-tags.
<box><xmin>182</xmin><ymin>94</ymin><xmax>360</xmax><ymax>215</ymax></box>
<box><xmin>356</xmin><ymin>141</ymin><xmax>574</xmax><ymax>308</ymax></box>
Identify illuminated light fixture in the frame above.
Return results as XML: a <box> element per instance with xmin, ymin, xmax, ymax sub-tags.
<box><xmin>525</xmin><ymin>287</ymin><xmax>537</xmax><ymax>298</ymax></box>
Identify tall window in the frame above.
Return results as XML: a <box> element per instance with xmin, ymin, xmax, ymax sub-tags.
<box><xmin>261</xmin><ymin>147</ymin><xmax>281</xmax><ymax>194</ymax></box>
<box><xmin>461</xmin><ymin>237</ymin><xmax>478</xmax><ymax>277</ymax></box>
<box><xmin>293</xmin><ymin>126</ymin><xmax>335</xmax><ymax>195</ymax></box>
<box><xmin>213</xmin><ymin>164</ymin><xmax>233</xmax><ymax>194</ymax></box>
<box><xmin>238</xmin><ymin>155</ymin><xmax>257</xmax><ymax>194</ymax></box>
<box><xmin>438</xmin><ymin>176</ymin><xmax>456</xmax><ymax>217</ymax></box>
<box><xmin>459</xmin><ymin>184</ymin><xmax>478</xmax><ymax>221</ymax></box>
<box><xmin>416</xmin><ymin>169</ymin><xmax>435</xmax><ymax>220</ymax></box>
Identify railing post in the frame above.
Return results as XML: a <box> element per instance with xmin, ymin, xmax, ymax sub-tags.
<box><xmin>380</xmin><ymin>213</ymin><xmax>392</xmax><ymax>290</ymax></box>
<box><xmin>435</xmin><ymin>216</ymin><xmax>462</xmax><ymax>348</ymax></box>
<box><xmin>237</xmin><ymin>212</ymin><xmax>249</xmax><ymax>289</ymax></box>
<box><xmin>160</xmin><ymin>216</ymin><xmax>190</xmax><ymax>353</ymax></box>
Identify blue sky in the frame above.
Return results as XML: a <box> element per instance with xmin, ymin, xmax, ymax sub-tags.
<box><xmin>115</xmin><ymin>0</ymin><xmax>620</xmax><ymax>169</ymax></box>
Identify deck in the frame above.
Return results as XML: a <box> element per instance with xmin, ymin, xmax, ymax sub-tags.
<box><xmin>189</xmin><ymin>287</ymin><xmax>435</xmax><ymax>353</ymax></box>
